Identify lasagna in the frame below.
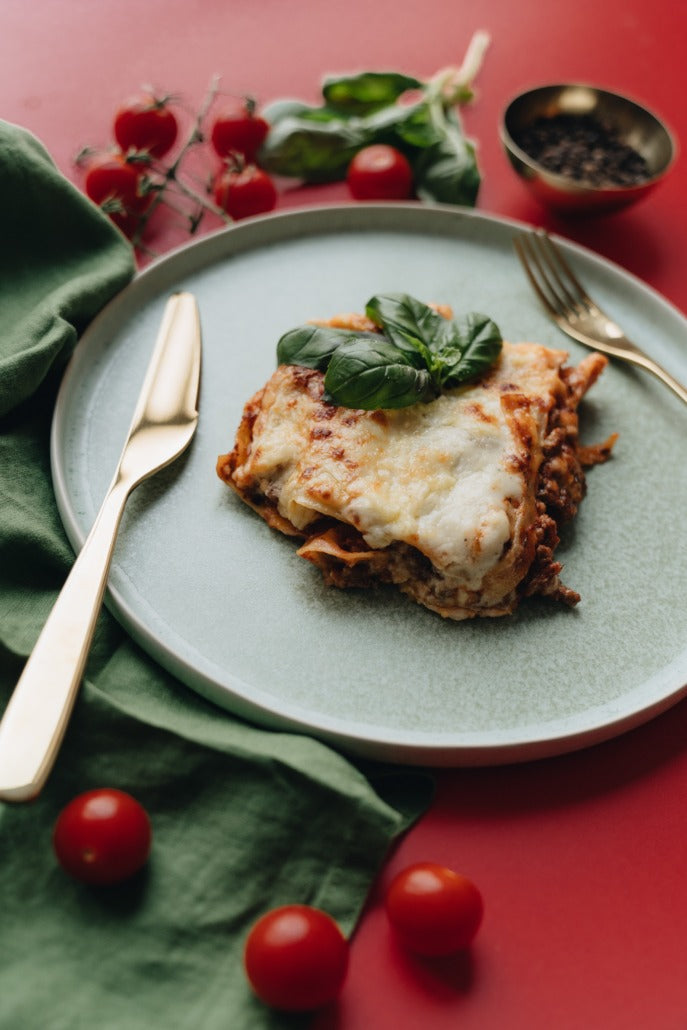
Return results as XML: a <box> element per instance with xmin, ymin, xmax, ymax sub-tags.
<box><xmin>217</xmin><ymin>311</ymin><xmax>616</xmax><ymax>620</ymax></box>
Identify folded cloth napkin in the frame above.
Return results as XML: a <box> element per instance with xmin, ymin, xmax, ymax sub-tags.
<box><xmin>0</xmin><ymin>122</ymin><xmax>432</xmax><ymax>1030</ymax></box>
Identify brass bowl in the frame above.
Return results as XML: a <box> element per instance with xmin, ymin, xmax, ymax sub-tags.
<box><xmin>500</xmin><ymin>83</ymin><xmax>676</xmax><ymax>214</ymax></box>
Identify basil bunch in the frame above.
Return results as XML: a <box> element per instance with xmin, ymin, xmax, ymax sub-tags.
<box><xmin>258</xmin><ymin>68</ymin><xmax>481</xmax><ymax>206</ymax></box>
<box><xmin>277</xmin><ymin>293</ymin><xmax>503</xmax><ymax>410</ymax></box>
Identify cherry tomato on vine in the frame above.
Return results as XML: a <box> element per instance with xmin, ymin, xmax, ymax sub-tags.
<box><xmin>84</xmin><ymin>152</ymin><xmax>151</xmax><ymax>232</ymax></box>
<box><xmin>244</xmin><ymin>904</ymin><xmax>349</xmax><ymax>1011</ymax></box>
<box><xmin>385</xmin><ymin>862</ymin><xmax>483</xmax><ymax>956</ymax></box>
<box><xmin>213</xmin><ymin>162</ymin><xmax>277</xmax><ymax>220</ymax></box>
<box><xmin>113</xmin><ymin>92</ymin><xmax>178</xmax><ymax>159</ymax></box>
<box><xmin>210</xmin><ymin>98</ymin><xmax>270</xmax><ymax>161</ymax></box>
<box><xmin>346</xmin><ymin>144</ymin><xmax>413</xmax><ymax>200</ymax></box>
<box><xmin>53</xmin><ymin>788</ymin><xmax>152</xmax><ymax>886</ymax></box>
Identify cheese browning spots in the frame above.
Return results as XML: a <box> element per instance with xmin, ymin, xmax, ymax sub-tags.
<box><xmin>217</xmin><ymin>310</ymin><xmax>616</xmax><ymax>620</ymax></box>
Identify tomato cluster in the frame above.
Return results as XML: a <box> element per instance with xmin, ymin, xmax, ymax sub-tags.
<box><xmin>79</xmin><ymin>81</ymin><xmax>420</xmax><ymax>248</ymax></box>
<box><xmin>208</xmin><ymin>97</ymin><xmax>277</xmax><ymax>220</ymax></box>
<box><xmin>52</xmin><ymin>785</ymin><xmax>482</xmax><ymax>1014</ymax></box>
<box><xmin>80</xmin><ymin>90</ymin><xmax>278</xmax><ymax>241</ymax></box>
<box><xmin>81</xmin><ymin>91</ymin><xmax>176</xmax><ymax>236</ymax></box>
<box><xmin>243</xmin><ymin>861</ymin><xmax>483</xmax><ymax>1013</ymax></box>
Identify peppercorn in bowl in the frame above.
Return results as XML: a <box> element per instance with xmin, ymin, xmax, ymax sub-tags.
<box><xmin>500</xmin><ymin>83</ymin><xmax>676</xmax><ymax>214</ymax></box>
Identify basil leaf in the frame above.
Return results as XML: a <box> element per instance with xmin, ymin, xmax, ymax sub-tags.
<box><xmin>322</xmin><ymin>71</ymin><xmax>424</xmax><ymax>116</ymax></box>
<box><xmin>412</xmin><ymin>103</ymin><xmax>481</xmax><ymax>206</ymax></box>
<box><xmin>275</xmin><ymin>293</ymin><xmax>501</xmax><ymax>411</ymax></box>
<box><xmin>414</xmin><ymin>138</ymin><xmax>481</xmax><ymax>206</ymax></box>
<box><xmin>350</xmin><ymin>98</ymin><xmax>432</xmax><ymax>144</ymax></box>
<box><xmin>260</xmin><ymin>98</ymin><xmax>318</xmax><ymax>125</ymax></box>
<box><xmin>260</xmin><ymin>98</ymin><xmax>446</xmax><ymax>183</ymax></box>
<box><xmin>276</xmin><ymin>325</ymin><xmax>377</xmax><ymax>371</ymax></box>
<box><xmin>365</xmin><ymin>292</ymin><xmax>456</xmax><ymax>361</ymax></box>
<box><xmin>324</xmin><ymin>338</ymin><xmax>436</xmax><ymax>410</ymax></box>
<box><xmin>259</xmin><ymin>92</ymin><xmax>480</xmax><ymax>195</ymax></box>
<box><xmin>437</xmin><ymin>313</ymin><xmax>503</xmax><ymax>387</ymax></box>
<box><xmin>259</xmin><ymin>116</ymin><xmax>368</xmax><ymax>182</ymax></box>
<box><xmin>389</xmin><ymin>100</ymin><xmax>445</xmax><ymax>149</ymax></box>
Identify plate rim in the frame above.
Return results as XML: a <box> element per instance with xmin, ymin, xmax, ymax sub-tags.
<box><xmin>50</xmin><ymin>202</ymin><xmax>687</xmax><ymax>766</ymax></box>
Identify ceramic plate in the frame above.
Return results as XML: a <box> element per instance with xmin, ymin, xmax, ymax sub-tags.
<box><xmin>51</xmin><ymin>204</ymin><xmax>687</xmax><ymax>765</ymax></box>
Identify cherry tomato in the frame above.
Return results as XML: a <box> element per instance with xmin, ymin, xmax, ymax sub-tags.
<box><xmin>53</xmin><ymin>788</ymin><xmax>152</xmax><ymax>886</ymax></box>
<box><xmin>113</xmin><ymin>92</ymin><xmax>178</xmax><ymax>159</ymax></box>
<box><xmin>213</xmin><ymin>162</ymin><xmax>277</xmax><ymax>220</ymax></box>
<box><xmin>346</xmin><ymin>144</ymin><xmax>413</xmax><ymax>200</ymax></box>
<box><xmin>210</xmin><ymin>97</ymin><xmax>270</xmax><ymax>161</ymax></box>
<box><xmin>244</xmin><ymin>904</ymin><xmax>349</xmax><ymax>1011</ymax></box>
<box><xmin>385</xmin><ymin>862</ymin><xmax>483</xmax><ymax>956</ymax></box>
<box><xmin>84</xmin><ymin>152</ymin><xmax>151</xmax><ymax>232</ymax></box>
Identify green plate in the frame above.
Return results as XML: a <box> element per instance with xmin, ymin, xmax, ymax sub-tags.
<box><xmin>51</xmin><ymin>204</ymin><xmax>687</xmax><ymax>765</ymax></box>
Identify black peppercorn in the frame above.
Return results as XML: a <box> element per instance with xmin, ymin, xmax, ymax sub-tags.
<box><xmin>514</xmin><ymin>114</ymin><xmax>650</xmax><ymax>187</ymax></box>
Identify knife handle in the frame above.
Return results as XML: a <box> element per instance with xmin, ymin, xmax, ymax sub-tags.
<box><xmin>0</xmin><ymin>482</ymin><xmax>129</xmax><ymax>802</ymax></box>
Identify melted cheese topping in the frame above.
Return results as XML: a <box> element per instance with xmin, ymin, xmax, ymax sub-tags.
<box><xmin>231</xmin><ymin>343</ymin><xmax>568</xmax><ymax>591</ymax></box>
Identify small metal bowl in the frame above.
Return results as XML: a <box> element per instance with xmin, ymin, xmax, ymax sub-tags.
<box><xmin>500</xmin><ymin>83</ymin><xmax>676</xmax><ymax>214</ymax></box>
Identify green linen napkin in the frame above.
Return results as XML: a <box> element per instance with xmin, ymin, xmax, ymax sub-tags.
<box><xmin>0</xmin><ymin>122</ymin><xmax>432</xmax><ymax>1030</ymax></box>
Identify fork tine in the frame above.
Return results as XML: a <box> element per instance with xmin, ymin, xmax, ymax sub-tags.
<box><xmin>537</xmin><ymin>232</ymin><xmax>591</xmax><ymax>310</ymax></box>
<box><xmin>513</xmin><ymin>232</ymin><xmax>569</xmax><ymax>319</ymax></box>
<box><xmin>515</xmin><ymin>230</ymin><xmax>591</xmax><ymax>320</ymax></box>
<box><xmin>533</xmin><ymin>233</ymin><xmax>582</xmax><ymax>311</ymax></box>
<box><xmin>513</xmin><ymin>234</ymin><xmax>558</xmax><ymax>316</ymax></box>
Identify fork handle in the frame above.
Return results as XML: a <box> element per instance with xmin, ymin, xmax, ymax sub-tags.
<box><xmin>0</xmin><ymin>481</ymin><xmax>129</xmax><ymax>802</ymax></box>
<box><xmin>632</xmin><ymin>351</ymin><xmax>687</xmax><ymax>406</ymax></box>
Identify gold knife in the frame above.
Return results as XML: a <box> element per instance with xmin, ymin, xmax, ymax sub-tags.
<box><xmin>0</xmin><ymin>291</ymin><xmax>202</xmax><ymax>802</ymax></box>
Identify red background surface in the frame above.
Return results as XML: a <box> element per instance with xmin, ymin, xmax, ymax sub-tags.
<box><xmin>3</xmin><ymin>2</ymin><xmax>686</xmax><ymax>1027</ymax></box>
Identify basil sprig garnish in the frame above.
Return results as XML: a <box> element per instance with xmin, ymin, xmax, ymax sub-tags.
<box><xmin>257</xmin><ymin>34</ymin><xmax>491</xmax><ymax>206</ymax></box>
<box><xmin>259</xmin><ymin>79</ymin><xmax>480</xmax><ymax>206</ymax></box>
<box><xmin>276</xmin><ymin>292</ymin><xmax>502</xmax><ymax>410</ymax></box>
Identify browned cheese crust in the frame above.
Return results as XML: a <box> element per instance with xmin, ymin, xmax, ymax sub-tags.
<box><xmin>217</xmin><ymin>322</ymin><xmax>616</xmax><ymax>620</ymax></box>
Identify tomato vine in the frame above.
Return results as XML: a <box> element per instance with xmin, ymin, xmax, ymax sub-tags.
<box><xmin>75</xmin><ymin>31</ymin><xmax>490</xmax><ymax>257</ymax></box>
<box><xmin>76</xmin><ymin>77</ymin><xmax>277</xmax><ymax>255</ymax></box>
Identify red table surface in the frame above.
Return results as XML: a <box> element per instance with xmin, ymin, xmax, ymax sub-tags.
<box><xmin>3</xmin><ymin>2</ymin><xmax>686</xmax><ymax>1027</ymax></box>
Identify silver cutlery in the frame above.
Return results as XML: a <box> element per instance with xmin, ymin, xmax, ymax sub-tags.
<box><xmin>0</xmin><ymin>292</ymin><xmax>202</xmax><ymax>802</ymax></box>
<box><xmin>514</xmin><ymin>230</ymin><xmax>687</xmax><ymax>406</ymax></box>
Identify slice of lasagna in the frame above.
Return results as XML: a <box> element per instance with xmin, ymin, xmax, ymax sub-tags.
<box><xmin>217</xmin><ymin>309</ymin><xmax>615</xmax><ymax>620</ymax></box>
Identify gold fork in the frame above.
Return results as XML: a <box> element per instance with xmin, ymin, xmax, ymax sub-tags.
<box><xmin>514</xmin><ymin>230</ymin><xmax>687</xmax><ymax>406</ymax></box>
